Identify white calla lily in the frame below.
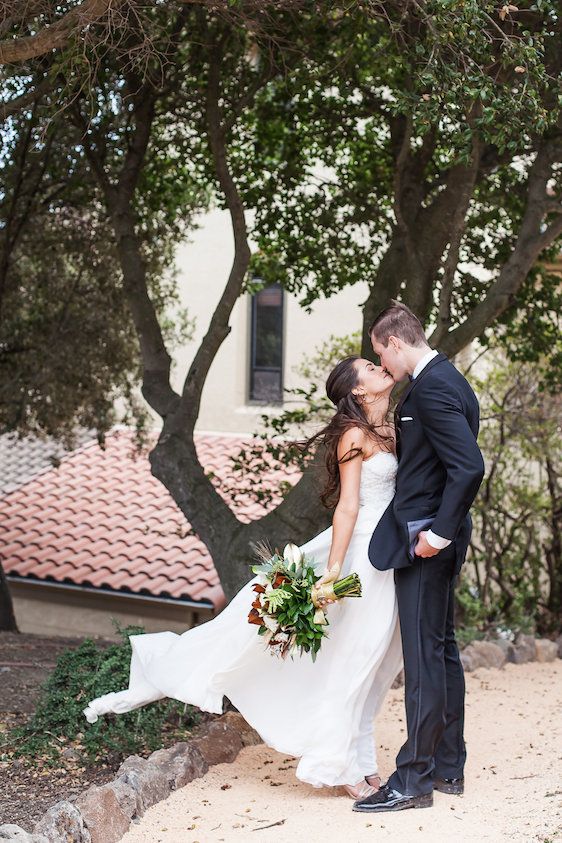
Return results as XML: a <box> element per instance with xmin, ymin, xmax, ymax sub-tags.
<box><xmin>283</xmin><ymin>543</ymin><xmax>302</xmax><ymax>566</ymax></box>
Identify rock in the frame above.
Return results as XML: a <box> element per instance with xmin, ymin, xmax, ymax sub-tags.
<box><xmin>74</xmin><ymin>785</ymin><xmax>130</xmax><ymax>843</ymax></box>
<box><xmin>472</xmin><ymin>640</ymin><xmax>507</xmax><ymax>669</ymax></box>
<box><xmin>0</xmin><ymin>825</ymin><xmax>33</xmax><ymax>842</ymax></box>
<box><xmin>33</xmin><ymin>801</ymin><xmax>91</xmax><ymax>843</ymax></box>
<box><xmin>115</xmin><ymin>756</ymin><xmax>170</xmax><ymax>812</ymax></box>
<box><xmin>555</xmin><ymin>634</ymin><xmax>562</xmax><ymax>659</ymax></box>
<box><xmin>191</xmin><ymin>720</ymin><xmax>243</xmax><ymax>766</ymax></box>
<box><xmin>391</xmin><ymin>669</ymin><xmax>405</xmax><ymax>689</ymax></box>
<box><xmin>107</xmin><ymin>779</ymin><xmax>142</xmax><ymax>820</ymax></box>
<box><xmin>220</xmin><ymin>712</ymin><xmax>263</xmax><ymax>747</ymax></box>
<box><xmin>492</xmin><ymin>638</ymin><xmax>517</xmax><ymax>662</ymax></box>
<box><xmin>512</xmin><ymin>633</ymin><xmax>537</xmax><ymax>664</ymax></box>
<box><xmin>535</xmin><ymin>638</ymin><xmax>558</xmax><ymax>663</ymax></box>
<box><xmin>460</xmin><ymin>648</ymin><xmax>476</xmax><ymax>672</ymax></box>
<box><xmin>460</xmin><ymin>640</ymin><xmax>506</xmax><ymax>671</ymax></box>
<box><xmin>149</xmin><ymin>741</ymin><xmax>208</xmax><ymax>789</ymax></box>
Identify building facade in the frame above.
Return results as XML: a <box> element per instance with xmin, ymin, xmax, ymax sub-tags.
<box><xmin>167</xmin><ymin>209</ymin><xmax>370</xmax><ymax>433</ymax></box>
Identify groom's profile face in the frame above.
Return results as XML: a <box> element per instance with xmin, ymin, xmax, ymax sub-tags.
<box><xmin>371</xmin><ymin>335</ymin><xmax>408</xmax><ymax>382</ymax></box>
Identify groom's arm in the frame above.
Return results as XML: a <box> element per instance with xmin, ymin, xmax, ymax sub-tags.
<box><xmin>415</xmin><ymin>380</ymin><xmax>485</xmax><ymax>543</ymax></box>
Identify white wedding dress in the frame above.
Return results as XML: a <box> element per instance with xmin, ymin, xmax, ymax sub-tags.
<box><xmin>84</xmin><ymin>452</ymin><xmax>403</xmax><ymax>788</ymax></box>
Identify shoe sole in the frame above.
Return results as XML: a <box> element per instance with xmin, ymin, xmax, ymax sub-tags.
<box><xmin>434</xmin><ymin>784</ymin><xmax>464</xmax><ymax>795</ymax></box>
<box><xmin>352</xmin><ymin>794</ymin><xmax>433</xmax><ymax>813</ymax></box>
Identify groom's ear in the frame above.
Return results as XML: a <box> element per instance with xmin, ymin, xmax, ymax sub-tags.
<box><xmin>388</xmin><ymin>335</ymin><xmax>401</xmax><ymax>352</ymax></box>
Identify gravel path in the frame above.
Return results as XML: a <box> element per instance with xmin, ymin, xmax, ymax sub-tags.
<box><xmin>121</xmin><ymin>660</ymin><xmax>562</xmax><ymax>843</ymax></box>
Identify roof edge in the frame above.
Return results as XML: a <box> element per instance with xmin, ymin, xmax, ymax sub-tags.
<box><xmin>7</xmin><ymin>573</ymin><xmax>215</xmax><ymax>611</ymax></box>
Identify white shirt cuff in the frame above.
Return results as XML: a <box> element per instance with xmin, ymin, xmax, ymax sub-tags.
<box><xmin>425</xmin><ymin>530</ymin><xmax>452</xmax><ymax>550</ymax></box>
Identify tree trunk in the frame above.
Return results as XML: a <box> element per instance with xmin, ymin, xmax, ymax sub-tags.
<box><xmin>0</xmin><ymin>562</ymin><xmax>18</xmax><ymax>632</ymax></box>
<box><xmin>545</xmin><ymin>457</ymin><xmax>562</xmax><ymax>625</ymax></box>
<box><xmin>360</xmin><ymin>233</ymin><xmax>409</xmax><ymax>358</ymax></box>
<box><xmin>149</xmin><ymin>431</ymin><xmax>331</xmax><ymax>599</ymax></box>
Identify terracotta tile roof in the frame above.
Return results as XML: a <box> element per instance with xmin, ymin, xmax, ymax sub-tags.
<box><xmin>0</xmin><ymin>429</ymin><xmax>94</xmax><ymax>496</ymax></box>
<box><xmin>0</xmin><ymin>428</ymin><xmax>301</xmax><ymax>611</ymax></box>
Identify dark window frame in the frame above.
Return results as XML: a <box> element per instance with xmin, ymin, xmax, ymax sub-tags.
<box><xmin>249</xmin><ymin>282</ymin><xmax>284</xmax><ymax>404</ymax></box>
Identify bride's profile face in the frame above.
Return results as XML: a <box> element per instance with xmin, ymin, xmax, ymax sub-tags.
<box><xmin>353</xmin><ymin>358</ymin><xmax>394</xmax><ymax>398</ymax></box>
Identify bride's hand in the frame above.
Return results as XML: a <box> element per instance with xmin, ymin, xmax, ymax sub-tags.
<box><xmin>312</xmin><ymin>562</ymin><xmax>342</xmax><ymax>607</ymax></box>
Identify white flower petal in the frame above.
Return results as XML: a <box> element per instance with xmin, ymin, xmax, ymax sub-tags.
<box><xmin>283</xmin><ymin>543</ymin><xmax>302</xmax><ymax>566</ymax></box>
<box><xmin>263</xmin><ymin>615</ymin><xmax>279</xmax><ymax>633</ymax></box>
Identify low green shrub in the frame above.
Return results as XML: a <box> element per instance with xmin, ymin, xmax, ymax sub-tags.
<box><xmin>9</xmin><ymin>624</ymin><xmax>200</xmax><ymax>765</ymax></box>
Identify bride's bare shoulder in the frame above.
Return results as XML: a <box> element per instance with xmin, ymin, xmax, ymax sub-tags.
<box><xmin>337</xmin><ymin>426</ymin><xmax>367</xmax><ymax>461</ymax></box>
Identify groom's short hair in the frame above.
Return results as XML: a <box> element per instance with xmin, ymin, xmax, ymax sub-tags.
<box><xmin>369</xmin><ymin>301</ymin><xmax>428</xmax><ymax>348</ymax></box>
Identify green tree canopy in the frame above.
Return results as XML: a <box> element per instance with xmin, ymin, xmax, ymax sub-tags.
<box><xmin>1</xmin><ymin>1</ymin><xmax>561</xmax><ymax>613</ymax></box>
<box><xmin>242</xmin><ymin>1</ymin><xmax>562</xmax><ymax>379</ymax></box>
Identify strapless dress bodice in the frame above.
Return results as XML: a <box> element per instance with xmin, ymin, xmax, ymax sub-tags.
<box><xmin>358</xmin><ymin>451</ymin><xmax>397</xmax><ymax>510</ymax></box>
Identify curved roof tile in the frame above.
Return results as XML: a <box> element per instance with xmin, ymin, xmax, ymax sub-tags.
<box><xmin>0</xmin><ymin>428</ymin><xmax>299</xmax><ymax>612</ymax></box>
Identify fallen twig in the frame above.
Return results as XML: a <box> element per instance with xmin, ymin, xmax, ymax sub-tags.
<box><xmin>252</xmin><ymin>819</ymin><xmax>286</xmax><ymax>831</ymax></box>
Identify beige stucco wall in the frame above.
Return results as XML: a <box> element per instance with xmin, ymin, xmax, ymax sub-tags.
<box><xmin>120</xmin><ymin>211</ymin><xmax>494</xmax><ymax>436</ymax></box>
<box><xmin>9</xmin><ymin>580</ymin><xmax>214</xmax><ymax>640</ymax></box>
<box><xmin>153</xmin><ymin>208</ymin><xmax>370</xmax><ymax>434</ymax></box>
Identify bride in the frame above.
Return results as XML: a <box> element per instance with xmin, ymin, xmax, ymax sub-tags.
<box><xmin>84</xmin><ymin>356</ymin><xmax>403</xmax><ymax>799</ymax></box>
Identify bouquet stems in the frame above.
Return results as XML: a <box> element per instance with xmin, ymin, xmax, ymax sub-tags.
<box><xmin>311</xmin><ymin>572</ymin><xmax>362</xmax><ymax>607</ymax></box>
<box><xmin>332</xmin><ymin>572</ymin><xmax>362</xmax><ymax>598</ymax></box>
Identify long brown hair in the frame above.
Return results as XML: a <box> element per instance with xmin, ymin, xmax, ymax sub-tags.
<box><xmin>306</xmin><ymin>356</ymin><xmax>394</xmax><ymax>508</ymax></box>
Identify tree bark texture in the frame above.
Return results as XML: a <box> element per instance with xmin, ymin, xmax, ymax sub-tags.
<box><xmin>0</xmin><ymin>562</ymin><xmax>19</xmax><ymax>632</ymax></box>
<box><xmin>361</xmin><ymin>126</ymin><xmax>562</xmax><ymax>361</ymax></box>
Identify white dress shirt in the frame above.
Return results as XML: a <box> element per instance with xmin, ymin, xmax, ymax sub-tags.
<box><xmin>410</xmin><ymin>348</ymin><xmax>452</xmax><ymax>550</ymax></box>
<box><xmin>412</xmin><ymin>348</ymin><xmax>439</xmax><ymax>380</ymax></box>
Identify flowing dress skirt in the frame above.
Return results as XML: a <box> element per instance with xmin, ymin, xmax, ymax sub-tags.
<box><xmin>84</xmin><ymin>503</ymin><xmax>402</xmax><ymax>787</ymax></box>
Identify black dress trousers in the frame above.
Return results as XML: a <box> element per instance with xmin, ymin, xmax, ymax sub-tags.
<box><xmin>387</xmin><ymin>545</ymin><xmax>467</xmax><ymax>796</ymax></box>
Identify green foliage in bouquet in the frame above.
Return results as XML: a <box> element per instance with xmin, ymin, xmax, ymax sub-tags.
<box><xmin>7</xmin><ymin>624</ymin><xmax>200</xmax><ymax>766</ymax></box>
<box><xmin>249</xmin><ymin>543</ymin><xmax>361</xmax><ymax>661</ymax></box>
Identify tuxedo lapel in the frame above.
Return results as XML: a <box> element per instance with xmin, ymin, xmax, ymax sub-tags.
<box><xmin>395</xmin><ymin>353</ymin><xmax>447</xmax><ymax>418</ymax></box>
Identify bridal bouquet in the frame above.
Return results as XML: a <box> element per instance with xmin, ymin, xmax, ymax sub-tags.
<box><xmin>248</xmin><ymin>542</ymin><xmax>362</xmax><ymax>661</ymax></box>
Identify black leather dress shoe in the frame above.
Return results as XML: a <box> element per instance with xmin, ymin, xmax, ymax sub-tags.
<box><xmin>353</xmin><ymin>783</ymin><xmax>433</xmax><ymax>813</ymax></box>
<box><xmin>434</xmin><ymin>777</ymin><xmax>464</xmax><ymax>795</ymax></box>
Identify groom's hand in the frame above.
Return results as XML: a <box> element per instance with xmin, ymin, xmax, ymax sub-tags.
<box><xmin>414</xmin><ymin>531</ymin><xmax>440</xmax><ymax>558</ymax></box>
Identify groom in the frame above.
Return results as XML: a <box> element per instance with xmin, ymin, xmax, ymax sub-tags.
<box><xmin>355</xmin><ymin>301</ymin><xmax>485</xmax><ymax>813</ymax></box>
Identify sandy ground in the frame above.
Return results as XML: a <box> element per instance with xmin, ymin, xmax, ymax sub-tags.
<box><xmin>122</xmin><ymin>661</ymin><xmax>562</xmax><ymax>843</ymax></box>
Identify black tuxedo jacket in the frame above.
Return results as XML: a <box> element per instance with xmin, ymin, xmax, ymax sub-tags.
<box><xmin>368</xmin><ymin>353</ymin><xmax>485</xmax><ymax>573</ymax></box>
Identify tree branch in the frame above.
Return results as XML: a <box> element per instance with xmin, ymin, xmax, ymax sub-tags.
<box><xmin>391</xmin><ymin>112</ymin><xmax>414</xmax><ymax>238</ymax></box>
<box><xmin>0</xmin><ymin>0</ymin><xmax>122</xmax><ymax>65</ymax></box>
<box><xmin>0</xmin><ymin>74</ymin><xmax>54</xmax><ymax>121</ymax></box>
<box><xmin>175</xmin><ymin>43</ymin><xmax>252</xmax><ymax>432</ymax></box>
<box><xmin>440</xmin><ymin>137</ymin><xmax>562</xmax><ymax>355</ymax></box>
<box><xmin>72</xmin><ymin>86</ymin><xmax>180</xmax><ymax>417</ymax></box>
<box><xmin>430</xmin><ymin>129</ymin><xmax>482</xmax><ymax>346</ymax></box>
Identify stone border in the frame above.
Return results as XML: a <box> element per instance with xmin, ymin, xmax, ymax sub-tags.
<box><xmin>459</xmin><ymin>633</ymin><xmax>561</xmax><ymax>673</ymax></box>
<box><xmin>1</xmin><ymin>634</ymin><xmax>560</xmax><ymax>843</ymax></box>
<box><xmin>0</xmin><ymin>713</ymin><xmax>262</xmax><ymax>843</ymax></box>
